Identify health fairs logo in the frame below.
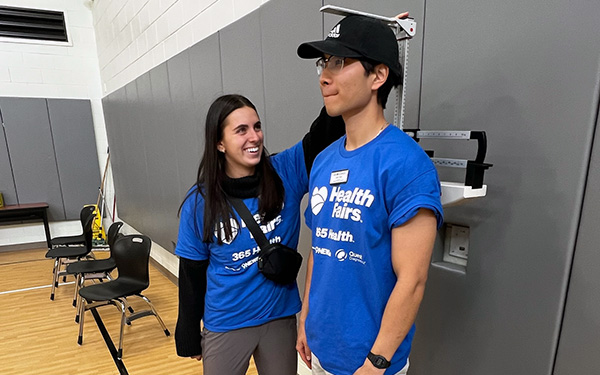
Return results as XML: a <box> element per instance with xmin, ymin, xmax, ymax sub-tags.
<box><xmin>214</xmin><ymin>213</ymin><xmax>282</xmax><ymax>244</ymax></box>
<box><xmin>310</xmin><ymin>186</ymin><xmax>375</xmax><ymax>222</ymax></box>
<box><xmin>214</xmin><ymin>218</ymin><xmax>239</xmax><ymax>244</ymax></box>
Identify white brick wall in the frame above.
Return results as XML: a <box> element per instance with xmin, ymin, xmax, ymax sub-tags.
<box><xmin>0</xmin><ymin>0</ymin><xmax>103</xmax><ymax>100</ymax></box>
<box><xmin>0</xmin><ymin>0</ymin><xmax>109</xmax><ymax>245</ymax></box>
<box><xmin>92</xmin><ymin>0</ymin><xmax>267</xmax><ymax>95</ymax></box>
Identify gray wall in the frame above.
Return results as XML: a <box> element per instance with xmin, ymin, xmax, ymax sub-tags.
<box><xmin>103</xmin><ymin>0</ymin><xmax>323</xmax><ymax>252</ymax></box>
<box><xmin>0</xmin><ymin>97</ymin><xmax>100</xmax><ymax>221</ymax></box>
<box><xmin>553</xmin><ymin>101</ymin><xmax>600</xmax><ymax>373</ymax></box>
<box><xmin>102</xmin><ymin>0</ymin><xmax>600</xmax><ymax>374</ymax></box>
<box><xmin>0</xmin><ymin>101</ymin><xmax>19</xmax><ymax>206</ymax></box>
<box><xmin>410</xmin><ymin>0</ymin><xmax>600</xmax><ymax>374</ymax></box>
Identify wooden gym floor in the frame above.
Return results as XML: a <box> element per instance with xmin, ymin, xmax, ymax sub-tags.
<box><xmin>0</xmin><ymin>247</ymin><xmax>258</xmax><ymax>375</ymax></box>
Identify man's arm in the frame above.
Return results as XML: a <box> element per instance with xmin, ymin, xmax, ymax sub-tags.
<box><xmin>354</xmin><ymin>208</ymin><xmax>438</xmax><ymax>375</ymax></box>
<box><xmin>296</xmin><ymin>250</ymin><xmax>315</xmax><ymax>369</ymax></box>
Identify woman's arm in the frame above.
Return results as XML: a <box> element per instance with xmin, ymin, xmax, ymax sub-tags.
<box><xmin>175</xmin><ymin>257</ymin><xmax>209</xmax><ymax>358</ymax></box>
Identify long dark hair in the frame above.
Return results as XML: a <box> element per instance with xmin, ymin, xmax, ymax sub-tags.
<box><xmin>182</xmin><ymin>94</ymin><xmax>284</xmax><ymax>244</ymax></box>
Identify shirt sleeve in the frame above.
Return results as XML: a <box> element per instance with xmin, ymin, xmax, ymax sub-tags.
<box><xmin>387</xmin><ymin>166</ymin><xmax>444</xmax><ymax>229</ymax></box>
<box><xmin>175</xmin><ymin>257</ymin><xmax>208</xmax><ymax>357</ymax></box>
<box><xmin>175</xmin><ymin>190</ymin><xmax>209</xmax><ymax>260</ymax></box>
<box><xmin>271</xmin><ymin>141</ymin><xmax>309</xmax><ymax>202</ymax></box>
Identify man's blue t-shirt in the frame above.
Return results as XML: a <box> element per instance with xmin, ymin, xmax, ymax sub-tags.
<box><xmin>176</xmin><ymin>142</ymin><xmax>307</xmax><ymax>332</ymax></box>
<box><xmin>305</xmin><ymin>126</ymin><xmax>443</xmax><ymax>375</ymax></box>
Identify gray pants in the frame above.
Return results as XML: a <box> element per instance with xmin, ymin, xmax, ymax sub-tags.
<box><xmin>201</xmin><ymin>315</ymin><xmax>297</xmax><ymax>375</ymax></box>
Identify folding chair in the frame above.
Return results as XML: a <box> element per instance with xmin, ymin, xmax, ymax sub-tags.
<box><xmin>77</xmin><ymin>234</ymin><xmax>170</xmax><ymax>359</ymax></box>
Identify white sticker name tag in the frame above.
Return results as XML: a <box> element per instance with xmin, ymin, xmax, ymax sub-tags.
<box><xmin>330</xmin><ymin>170</ymin><xmax>349</xmax><ymax>185</ymax></box>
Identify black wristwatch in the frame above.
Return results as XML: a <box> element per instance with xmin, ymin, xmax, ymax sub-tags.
<box><xmin>367</xmin><ymin>351</ymin><xmax>391</xmax><ymax>369</ymax></box>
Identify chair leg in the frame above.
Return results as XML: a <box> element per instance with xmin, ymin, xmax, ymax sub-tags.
<box><xmin>140</xmin><ymin>294</ymin><xmax>170</xmax><ymax>336</ymax></box>
<box><xmin>72</xmin><ymin>274</ymin><xmax>81</xmax><ymax>307</ymax></box>
<box><xmin>122</xmin><ymin>298</ymin><xmax>132</xmax><ymax>325</ymax></box>
<box><xmin>74</xmin><ymin>275</ymin><xmax>85</xmax><ymax>323</ymax></box>
<box><xmin>77</xmin><ymin>297</ymin><xmax>86</xmax><ymax>345</ymax></box>
<box><xmin>117</xmin><ymin>299</ymin><xmax>127</xmax><ymax>359</ymax></box>
<box><xmin>123</xmin><ymin>294</ymin><xmax>135</xmax><ymax>314</ymax></box>
<box><xmin>50</xmin><ymin>258</ymin><xmax>60</xmax><ymax>300</ymax></box>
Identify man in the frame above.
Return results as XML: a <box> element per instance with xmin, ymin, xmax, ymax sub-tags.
<box><xmin>295</xmin><ymin>14</ymin><xmax>444</xmax><ymax>375</ymax></box>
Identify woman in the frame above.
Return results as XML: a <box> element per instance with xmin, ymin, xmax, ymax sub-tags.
<box><xmin>174</xmin><ymin>94</ymin><xmax>343</xmax><ymax>375</ymax></box>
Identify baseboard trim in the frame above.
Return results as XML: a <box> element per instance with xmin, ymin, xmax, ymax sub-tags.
<box><xmin>150</xmin><ymin>257</ymin><xmax>178</xmax><ymax>286</ymax></box>
<box><xmin>0</xmin><ymin>241</ymin><xmax>47</xmax><ymax>252</ymax></box>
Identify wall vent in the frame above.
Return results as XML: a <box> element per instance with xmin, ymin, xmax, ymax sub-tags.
<box><xmin>0</xmin><ymin>6</ymin><xmax>68</xmax><ymax>43</ymax></box>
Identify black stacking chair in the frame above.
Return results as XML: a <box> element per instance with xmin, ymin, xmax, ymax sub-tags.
<box><xmin>77</xmin><ymin>234</ymin><xmax>170</xmax><ymax>359</ymax></box>
<box><xmin>45</xmin><ymin>212</ymin><xmax>95</xmax><ymax>300</ymax></box>
<box><xmin>66</xmin><ymin>221</ymin><xmax>123</xmax><ymax>320</ymax></box>
<box><xmin>50</xmin><ymin>205</ymin><xmax>96</xmax><ymax>248</ymax></box>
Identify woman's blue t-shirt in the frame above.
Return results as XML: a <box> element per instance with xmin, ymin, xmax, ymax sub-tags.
<box><xmin>175</xmin><ymin>142</ymin><xmax>307</xmax><ymax>332</ymax></box>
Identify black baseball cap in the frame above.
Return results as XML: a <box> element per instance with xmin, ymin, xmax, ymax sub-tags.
<box><xmin>297</xmin><ymin>15</ymin><xmax>402</xmax><ymax>77</ymax></box>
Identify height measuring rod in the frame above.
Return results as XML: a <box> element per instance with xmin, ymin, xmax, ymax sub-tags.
<box><xmin>320</xmin><ymin>5</ymin><xmax>416</xmax><ymax>129</ymax></box>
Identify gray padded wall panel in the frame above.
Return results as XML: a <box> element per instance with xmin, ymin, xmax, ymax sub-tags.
<box><xmin>123</xmin><ymin>80</ymin><xmax>152</xmax><ymax>228</ymax></box>
<box><xmin>166</xmin><ymin>49</ymin><xmax>200</xmax><ymax>203</ymax></box>
<box><xmin>117</xmin><ymin>75</ymin><xmax>158</xmax><ymax>238</ymax></box>
<box><xmin>410</xmin><ymin>1</ymin><xmax>600</xmax><ymax>374</ymax></box>
<box><xmin>102</xmin><ymin>89</ymin><xmax>127</xmax><ymax>222</ymax></box>
<box><xmin>189</xmin><ymin>33</ymin><xmax>223</xmax><ymax>127</ymax></box>
<box><xmin>218</xmin><ymin>10</ymin><xmax>266</xmax><ymax>135</ymax></box>
<box><xmin>259</xmin><ymin>0</ymin><xmax>323</xmax><ymax>152</ymax></box>
<box><xmin>554</xmin><ymin>106</ymin><xmax>600</xmax><ymax>373</ymax></box>
<box><xmin>0</xmin><ymin>97</ymin><xmax>64</xmax><ymax>220</ymax></box>
<box><xmin>104</xmin><ymin>35</ymin><xmax>224</xmax><ymax>252</ymax></box>
<box><xmin>103</xmin><ymin>85</ymin><xmax>148</xmax><ymax>228</ymax></box>
<box><xmin>0</xmin><ymin>111</ymin><xmax>17</xmax><ymax>205</ymax></box>
<box><xmin>47</xmin><ymin>99</ymin><xmax>100</xmax><ymax>220</ymax></box>
<box><xmin>259</xmin><ymin>0</ymin><xmax>324</xmax><ymax>297</ymax></box>
<box><xmin>143</xmin><ymin>64</ymin><xmax>181</xmax><ymax>250</ymax></box>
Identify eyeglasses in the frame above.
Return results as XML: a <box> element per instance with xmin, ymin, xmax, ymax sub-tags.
<box><xmin>316</xmin><ymin>56</ymin><xmax>346</xmax><ymax>76</ymax></box>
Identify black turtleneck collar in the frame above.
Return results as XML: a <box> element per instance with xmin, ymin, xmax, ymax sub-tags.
<box><xmin>221</xmin><ymin>173</ymin><xmax>260</xmax><ymax>198</ymax></box>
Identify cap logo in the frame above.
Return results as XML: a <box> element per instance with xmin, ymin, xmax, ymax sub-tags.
<box><xmin>327</xmin><ymin>24</ymin><xmax>340</xmax><ymax>38</ymax></box>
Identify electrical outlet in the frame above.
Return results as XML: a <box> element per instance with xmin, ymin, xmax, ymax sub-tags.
<box><xmin>443</xmin><ymin>224</ymin><xmax>470</xmax><ymax>266</ymax></box>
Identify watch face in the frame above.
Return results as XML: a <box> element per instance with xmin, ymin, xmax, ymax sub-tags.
<box><xmin>368</xmin><ymin>352</ymin><xmax>391</xmax><ymax>369</ymax></box>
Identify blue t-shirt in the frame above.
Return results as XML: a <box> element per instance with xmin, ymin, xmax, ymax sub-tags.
<box><xmin>176</xmin><ymin>142</ymin><xmax>307</xmax><ymax>332</ymax></box>
<box><xmin>304</xmin><ymin>126</ymin><xmax>443</xmax><ymax>375</ymax></box>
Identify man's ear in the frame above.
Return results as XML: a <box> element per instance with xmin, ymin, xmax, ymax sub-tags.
<box><xmin>371</xmin><ymin>63</ymin><xmax>389</xmax><ymax>91</ymax></box>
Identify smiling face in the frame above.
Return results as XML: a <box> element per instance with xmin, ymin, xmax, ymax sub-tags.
<box><xmin>217</xmin><ymin>106</ymin><xmax>263</xmax><ymax>178</ymax></box>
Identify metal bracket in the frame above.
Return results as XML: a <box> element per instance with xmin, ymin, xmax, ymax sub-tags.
<box><xmin>320</xmin><ymin>5</ymin><xmax>416</xmax><ymax>39</ymax></box>
<box><xmin>404</xmin><ymin>129</ymin><xmax>493</xmax><ymax>189</ymax></box>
